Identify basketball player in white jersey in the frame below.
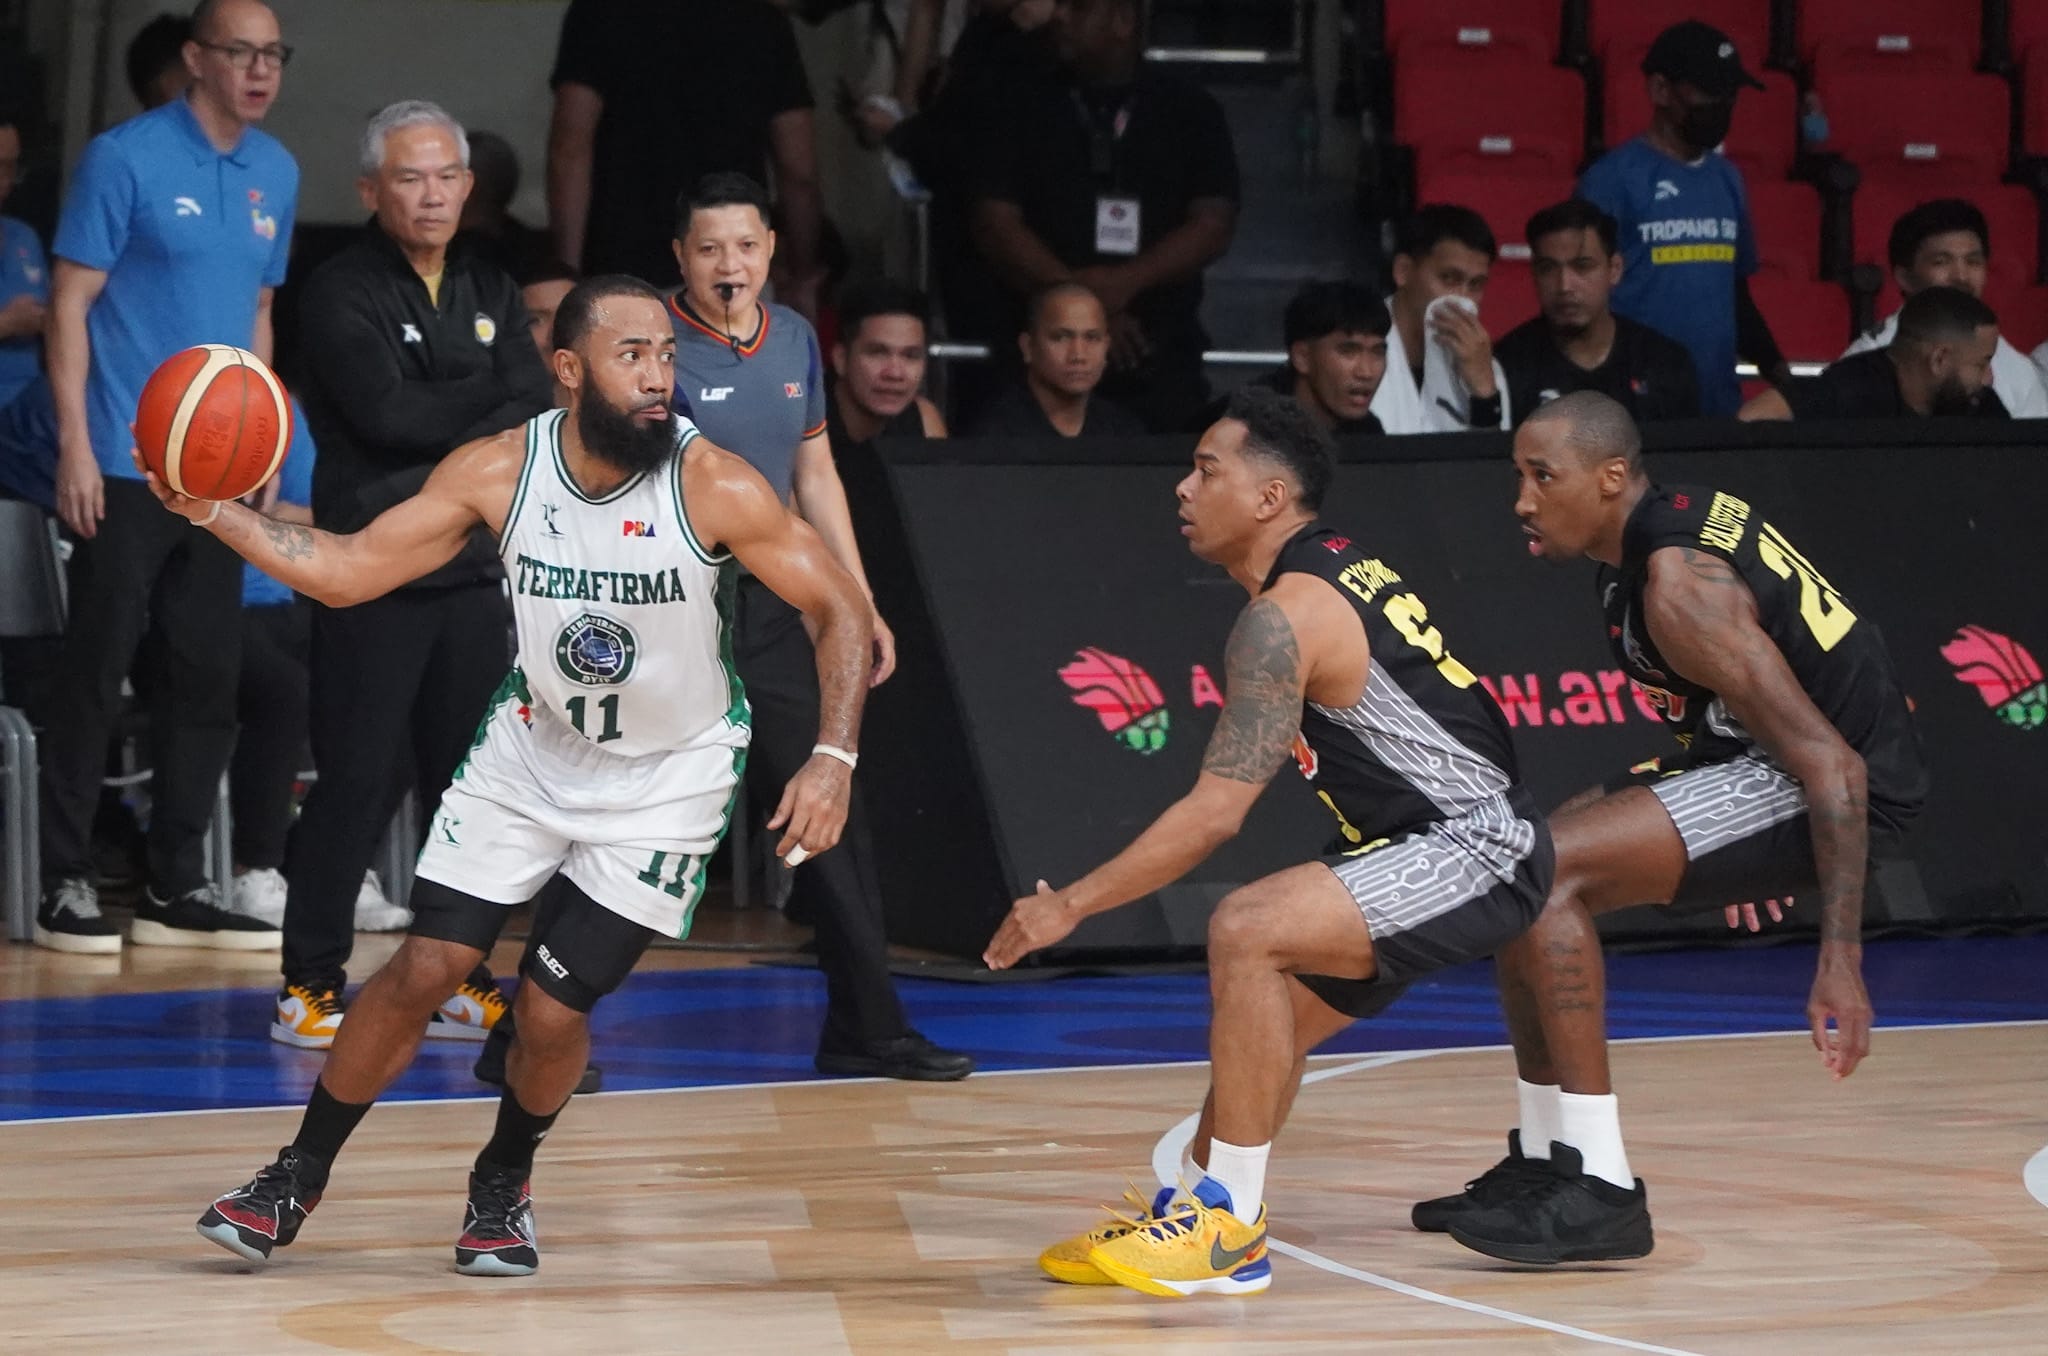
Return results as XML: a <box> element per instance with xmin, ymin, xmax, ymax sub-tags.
<box><xmin>142</xmin><ymin>275</ymin><xmax>875</xmax><ymax>1277</ymax></box>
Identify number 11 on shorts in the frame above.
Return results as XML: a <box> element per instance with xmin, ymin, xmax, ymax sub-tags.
<box><xmin>566</xmin><ymin>693</ymin><xmax>622</xmax><ymax>742</ymax></box>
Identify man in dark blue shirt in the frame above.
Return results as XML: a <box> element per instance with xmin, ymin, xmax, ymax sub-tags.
<box><xmin>668</xmin><ymin>173</ymin><xmax>973</xmax><ymax>1083</ymax></box>
<box><xmin>1577</xmin><ymin>21</ymin><xmax>1786</xmax><ymax>417</ymax></box>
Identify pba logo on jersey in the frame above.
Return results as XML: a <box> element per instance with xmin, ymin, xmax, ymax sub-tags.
<box><xmin>1059</xmin><ymin>647</ymin><xmax>1170</xmax><ymax>754</ymax></box>
<box><xmin>555</xmin><ymin>613</ymin><xmax>639</xmax><ymax>687</ymax></box>
<box><xmin>622</xmin><ymin>520</ymin><xmax>656</xmax><ymax>538</ymax></box>
<box><xmin>1941</xmin><ymin>625</ymin><xmax>2045</xmax><ymax>731</ymax></box>
<box><xmin>784</xmin><ymin>382</ymin><xmax>803</xmax><ymax>398</ymax></box>
<box><xmin>1291</xmin><ymin>732</ymin><xmax>1319</xmax><ymax>779</ymax></box>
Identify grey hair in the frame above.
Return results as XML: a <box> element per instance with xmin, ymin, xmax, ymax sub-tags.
<box><xmin>358</xmin><ymin>99</ymin><xmax>470</xmax><ymax>176</ymax></box>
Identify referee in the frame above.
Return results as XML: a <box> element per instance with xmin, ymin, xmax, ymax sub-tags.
<box><xmin>667</xmin><ymin>173</ymin><xmax>972</xmax><ymax>1081</ymax></box>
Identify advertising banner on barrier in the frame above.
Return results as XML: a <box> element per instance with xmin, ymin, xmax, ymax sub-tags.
<box><xmin>869</xmin><ymin>434</ymin><xmax>2047</xmax><ymax>959</ymax></box>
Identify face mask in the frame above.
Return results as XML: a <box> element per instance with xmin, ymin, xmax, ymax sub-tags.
<box><xmin>1678</xmin><ymin>99</ymin><xmax>1735</xmax><ymax>153</ymax></box>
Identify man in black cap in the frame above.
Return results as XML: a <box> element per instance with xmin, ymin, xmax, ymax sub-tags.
<box><xmin>1577</xmin><ymin>20</ymin><xmax>1786</xmax><ymax>417</ymax></box>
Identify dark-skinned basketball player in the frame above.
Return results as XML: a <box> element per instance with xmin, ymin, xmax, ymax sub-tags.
<box><xmin>984</xmin><ymin>386</ymin><xmax>1555</xmax><ymax>1296</ymax></box>
<box><xmin>1412</xmin><ymin>390</ymin><xmax>1927</xmax><ymax>1264</ymax></box>
<box><xmin>148</xmin><ymin>276</ymin><xmax>875</xmax><ymax>1276</ymax></box>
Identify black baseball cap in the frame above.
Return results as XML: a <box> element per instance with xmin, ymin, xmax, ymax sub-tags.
<box><xmin>1642</xmin><ymin>20</ymin><xmax>1766</xmax><ymax>97</ymax></box>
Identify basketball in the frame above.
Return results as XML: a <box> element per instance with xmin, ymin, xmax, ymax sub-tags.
<box><xmin>133</xmin><ymin>344</ymin><xmax>293</xmax><ymax>502</ymax></box>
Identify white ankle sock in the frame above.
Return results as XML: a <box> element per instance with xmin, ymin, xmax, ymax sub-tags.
<box><xmin>1517</xmin><ymin>1079</ymin><xmax>1561</xmax><ymax>1161</ymax></box>
<box><xmin>1202</xmin><ymin>1138</ymin><xmax>1270</xmax><ymax>1217</ymax></box>
<box><xmin>1557</xmin><ymin>1091</ymin><xmax>1633</xmax><ymax>1189</ymax></box>
<box><xmin>1175</xmin><ymin>1146</ymin><xmax>1205</xmax><ymax>1203</ymax></box>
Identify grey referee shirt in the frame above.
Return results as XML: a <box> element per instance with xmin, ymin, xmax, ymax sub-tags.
<box><xmin>667</xmin><ymin>295</ymin><xmax>829</xmax><ymax>502</ymax></box>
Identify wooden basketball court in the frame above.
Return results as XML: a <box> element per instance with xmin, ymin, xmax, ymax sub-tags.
<box><xmin>5</xmin><ymin>1014</ymin><xmax>2043</xmax><ymax>1353</ymax></box>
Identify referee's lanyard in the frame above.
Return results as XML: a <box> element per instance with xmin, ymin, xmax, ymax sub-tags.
<box><xmin>1076</xmin><ymin>91</ymin><xmax>1141</xmax><ymax>257</ymax></box>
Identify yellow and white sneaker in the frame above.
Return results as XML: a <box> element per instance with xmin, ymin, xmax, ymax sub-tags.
<box><xmin>1039</xmin><ymin>1185</ymin><xmax>1176</xmax><ymax>1284</ymax></box>
<box><xmin>1087</xmin><ymin>1178</ymin><xmax>1271</xmax><ymax>1297</ymax></box>
<box><xmin>425</xmin><ymin>967</ymin><xmax>507</xmax><ymax>1042</ymax></box>
<box><xmin>271</xmin><ymin>982</ymin><xmax>346</xmax><ymax>1049</ymax></box>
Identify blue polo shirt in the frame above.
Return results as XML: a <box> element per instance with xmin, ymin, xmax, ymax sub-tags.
<box><xmin>1577</xmin><ymin>137</ymin><xmax>1756</xmax><ymax>417</ymax></box>
<box><xmin>52</xmin><ymin>96</ymin><xmax>298</xmax><ymax>478</ymax></box>
<box><xmin>243</xmin><ymin>403</ymin><xmax>315</xmax><ymax>607</ymax></box>
<box><xmin>0</xmin><ymin>215</ymin><xmax>48</xmax><ymax>407</ymax></box>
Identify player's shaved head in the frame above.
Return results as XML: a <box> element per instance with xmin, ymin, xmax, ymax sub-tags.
<box><xmin>1521</xmin><ymin>391</ymin><xmax>1643</xmax><ymax>474</ymax></box>
<box><xmin>552</xmin><ymin>274</ymin><xmax>664</xmax><ymax>353</ymax></box>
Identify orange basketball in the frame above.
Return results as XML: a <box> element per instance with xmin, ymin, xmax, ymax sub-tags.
<box><xmin>134</xmin><ymin>344</ymin><xmax>292</xmax><ymax>502</ymax></box>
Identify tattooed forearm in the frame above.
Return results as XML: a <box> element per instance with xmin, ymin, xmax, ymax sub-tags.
<box><xmin>1202</xmin><ymin>597</ymin><xmax>1303</xmax><ymax>784</ymax></box>
<box><xmin>1808</xmin><ymin>771</ymin><xmax>1869</xmax><ymax>944</ymax></box>
<box><xmin>260</xmin><ymin>517</ymin><xmax>316</xmax><ymax>562</ymax></box>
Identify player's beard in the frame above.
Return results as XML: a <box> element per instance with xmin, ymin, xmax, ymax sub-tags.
<box><xmin>579</xmin><ymin>393</ymin><xmax>677</xmax><ymax>475</ymax></box>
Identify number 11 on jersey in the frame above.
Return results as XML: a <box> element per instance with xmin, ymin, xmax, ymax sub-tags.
<box><xmin>566</xmin><ymin>693</ymin><xmax>622</xmax><ymax>742</ymax></box>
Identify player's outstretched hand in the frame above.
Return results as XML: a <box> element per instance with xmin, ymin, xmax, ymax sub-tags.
<box><xmin>1807</xmin><ymin>951</ymin><xmax>1872</xmax><ymax>1080</ymax></box>
<box><xmin>128</xmin><ymin>435</ymin><xmax>214</xmax><ymax>526</ymax></box>
<box><xmin>767</xmin><ymin>754</ymin><xmax>852</xmax><ymax>867</ymax></box>
<box><xmin>1724</xmin><ymin>895</ymin><xmax>1793</xmax><ymax>932</ymax></box>
<box><xmin>983</xmin><ymin>880</ymin><xmax>1080</xmax><ymax>971</ymax></box>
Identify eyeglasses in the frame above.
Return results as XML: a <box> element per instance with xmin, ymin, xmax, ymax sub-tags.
<box><xmin>198</xmin><ymin>41</ymin><xmax>295</xmax><ymax>71</ymax></box>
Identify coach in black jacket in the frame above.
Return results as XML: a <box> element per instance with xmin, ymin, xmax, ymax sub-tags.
<box><xmin>274</xmin><ymin>102</ymin><xmax>551</xmax><ymax>1044</ymax></box>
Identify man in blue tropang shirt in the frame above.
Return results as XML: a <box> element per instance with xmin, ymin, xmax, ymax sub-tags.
<box><xmin>32</xmin><ymin>0</ymin><xmax>298</xmax><ymax>954</ymax></box>
<box><xmin>1577</xmin><ymin>21</ymin><xmax>1787</xmax><ymax>417</ymax></box>
<box><xmin>663</xmin><ymin>171</ymin><xmax>973</xmax><ymax>1084</ymax></box>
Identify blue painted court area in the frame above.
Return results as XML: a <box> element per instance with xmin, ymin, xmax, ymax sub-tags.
<box><xmin>3</xmin><ymin>935</ymin><xmax>2045</xmax><ymax>1122</ymax></box>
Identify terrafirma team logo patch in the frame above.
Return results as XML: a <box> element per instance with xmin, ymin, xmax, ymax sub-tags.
<box><xmin>1942</xmin><ymin>625</ymin><xmax>2046</xmax><ymax>731</ymax></box>
<box><xmin>1060</xmin><ymin>647</ymin><xmax>1170</xmax><ymax>754</ymax></box>
<box><xmin>555</xmin><ymin>613</ymin><xmax>639</xmax><ymax>686</ymax></box>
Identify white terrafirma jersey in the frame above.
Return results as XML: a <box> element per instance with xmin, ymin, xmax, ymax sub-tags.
<box><xmin>501</xmin><ymin>408</ymin><xmax>749</xmax><ymax>759</ymax></box>
<box><xmin>414</xmin><ymin>409</ymin><xmax>749</xmax><ymax>937</ymax></box>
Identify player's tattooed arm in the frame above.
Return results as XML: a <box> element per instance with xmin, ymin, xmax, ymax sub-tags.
<box><xmin>1642</xmin><ymin>546</ymin><xmax>1873</xmax><ymax>1078</ymax></box>
<box><xmin>259</xmin><ymin>517</ymin><xmax>315</xmax><ymax>562</ymax></box>
<box><xmin>1202</xmin><ymin>597</ymin><xmax>1305</xmax><ymax>785</ymax></box>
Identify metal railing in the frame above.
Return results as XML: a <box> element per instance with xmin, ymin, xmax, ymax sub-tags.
<box><xmin>926</xmin><ymin>342</ymin><xmax>1826</xmax><ymax>380</ymax></box>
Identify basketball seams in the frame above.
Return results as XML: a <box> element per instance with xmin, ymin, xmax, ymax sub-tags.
<box><xmin>160</xmin><ymin>347</ymin><xmax>237</xmax><ymax>495</ymax></box>
<box><xmin>146</xmin><ymin>344</ymin><xmax>289</xmax><ymax>501</ymax></box>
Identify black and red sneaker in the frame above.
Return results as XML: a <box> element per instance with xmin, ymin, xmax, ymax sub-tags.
<box><xmin>196</xmin><ymin>1147</ymin><xmax>326</xmax><ymax>1262</ymax></box>
<box><xmin>454</xmin><ymin>1166</ymin><xmax>538</xmax><ymax>1276</ymax></box>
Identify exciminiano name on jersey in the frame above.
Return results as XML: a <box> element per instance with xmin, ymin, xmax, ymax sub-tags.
<box><xmin>512</xmin><ymin>552</ymin><xmax>691</xmax><ymax>606</ymax></box>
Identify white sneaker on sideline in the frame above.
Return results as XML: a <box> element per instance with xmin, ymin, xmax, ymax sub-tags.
<box><xmin>230</xmin><ymin>868</ymin><xmax>288</xmax><ymax>928</ymax></box>
<box><xmin>353</xmin><ymin>871</ymin><xmax>412</xmax><ymax>932</ymax></box>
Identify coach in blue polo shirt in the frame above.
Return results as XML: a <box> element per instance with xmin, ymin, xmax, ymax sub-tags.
<box><xmin>1577</xmin><ymin>21</ymin><xmax>1787</xmax><ymax>417</ymax></box>
<box><xmin>666</xmin><ymin>172</ymin><xmax>973</xmax><ymax>1083</ymax></box>
<box><xmin>32</xmin><ymin>0</ymin><xmax>298</xmax><ymax>955</ymax></box>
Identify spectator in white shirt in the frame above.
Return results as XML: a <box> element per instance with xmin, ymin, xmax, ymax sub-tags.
<box><xmin>1369</xmin><ymin>205</ymin><xmax>1510</xmax><ymax>434</ymax></box>
<box><xmin>1844</xmin><ymin>199</ymin><xmax>2048</xmax><ymax>419</ymax></box>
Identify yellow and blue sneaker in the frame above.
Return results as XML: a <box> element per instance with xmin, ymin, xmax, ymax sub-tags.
<box><xmin>1038</xmin><ymin>1185</ymin><xmax>1176</xmax><ymax>1284</ymax></box>
<box><xmin>1088</xmin><ymin>1177</ymin><xmax>1271</xmax><ymax>1297</ymax></box>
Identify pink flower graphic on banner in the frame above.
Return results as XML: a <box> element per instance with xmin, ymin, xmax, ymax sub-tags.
<box><xmin>1941</xmin><ymin>625</ymin><xmax>2045</xmax><ymax>731</ymax></box>
<box><xmin>1059</xmin><ymin>647</ymin><xmax>1171</xmax><ymax>754</ymax></box>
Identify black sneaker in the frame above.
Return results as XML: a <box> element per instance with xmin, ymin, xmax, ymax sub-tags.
<box><xmin>133</xmin><ymin>883</ymin><xmax>282</xmax><ymax>951</ymax></box>
<box><xmin>815</xmin><ymin>1030</ymin><xmax>975</xmax><ymax>1082</ymax></box>
<box><xmin>1411</xmin><ymin>1130</ymin><xmax>1552</xmax><ymax>1232</ymax></box>
<box><xmin>1446</xmin><ymin>1142</ymin><xmax>1654</xmax><ymax>1264</ymax></box>
<box><xmin>455</xmin><ymin>1167</ymin><xmax>539</xmax><ymax>1276</ymax></box>
<box><xmin>471</xmin><ymin>1015</ymin><xmax>604</xmax><ymax>1095</ymax></box>
<box><xmin>196</xmin><ymin>1147</ymin><xmax>327</xmax><ymax>1263</ymax></box>
<box><xmin>34</xmin><ymin>877</ymin><xmax>122</xmax><ymax>954</ymax></box>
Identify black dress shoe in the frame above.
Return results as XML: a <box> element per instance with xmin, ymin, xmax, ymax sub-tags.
<box><xmin>814</xmin><ymin>1031</ymin><xmax>975</xmax><ymax>1082</ymax></box>
<box><xmin>472</xmin><ymin>1017</ymin><xmax>605</xmax><ymax>1095</ymax></box>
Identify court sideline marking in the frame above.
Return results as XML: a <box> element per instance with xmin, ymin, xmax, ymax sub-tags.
<box><xmin>2025</xmin><ymin>1144</ymin><xmax>2048</xmax><ymax>1212</ymax></box>
<box><xmin>1147</xmin><ymin>1050</ymin><xmax>1710</xmax><ymax>1356</ymax></box>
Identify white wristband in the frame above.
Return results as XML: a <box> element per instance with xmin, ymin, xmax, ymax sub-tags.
<box><xmin>193</xmin><ymin>501</ymin><xmax>221</xmax><ymax>527</ymax></box>
<box><xmin>812</xmin><ymin>743</ymin><xmax>859</xmax><ymax>770</ymax></box>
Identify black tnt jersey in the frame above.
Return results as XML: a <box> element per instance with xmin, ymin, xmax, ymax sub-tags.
<box><xmin>1264</xmin><ymin>525</ymin><xmax>1522</xmax><ymax>846</ymax></box>
<box><xmin>1598</xmin><ymin>485</ymin><xmax>1927</xmax><ymax>814</ymax></box>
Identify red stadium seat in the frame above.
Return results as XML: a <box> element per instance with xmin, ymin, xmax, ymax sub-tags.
<box><xmin>1799</xmin><ymin>0</ymin><xmax>1977</xmax><ymax>76</ymax></box>
<box><xmin>1383</xmin><ymin>0</ymin><xmax>1560</xmax><ymax>63</ymax></box>
<box><xmin>1601</xmin><ymin>42</ymin><xmax>1798</xmax><ymax>181</ymax></box>
<box><xmin>1746</xmin><ymin>275</ymin><xmax>1855</xmax><ymax>362</ymax></box>
<box><xmin>1412</xmin><ymin>171</ymin><xmax>1576</xmax><ymax>337</ymax></box>
<box><xmin>1747</xmin><ymin>181</ymin><xmax>1825</xmax><ymax>281</ymax></box>
<box><xmin>1814</xmin><ymin>71</ymin><xmax>2010</xmax><ymax>187</ymax></box>
<box><xmin>2015</xmin><ymin>5</ymin><xmax>2048</xmax><ymax>58</ymax></box>
<box><xmin>1851</xmin><ymin>181</ymin><xmax>2038</xmax><ymax>303</ymax></box>
<box><xmin>2021</xmin><ymin>44</ymin><xmax>2048</xmax><ymax>156</ymax></box>
<box><xmin>1585</xmin><ymin>0</ymin><xmax>1768</xmax><ymax>65</ymax></box>
<box><xmin>1395</xmin><ymin>46</ymin><xmax>1585</xmax><ymax>180</ymax></box>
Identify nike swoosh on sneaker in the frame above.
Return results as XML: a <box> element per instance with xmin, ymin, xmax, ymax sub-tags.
<box><xmin>1210</xmin><ymin>1227</ymin><xmax>1267</xmax><ymax>1270</ymax></box>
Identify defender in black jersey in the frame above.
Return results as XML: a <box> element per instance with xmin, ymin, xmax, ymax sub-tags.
<box><xmin>983</xmin><ymin>388</ymin><xmax>1554</xmax><ymax>1296</ymax></box>
<box><xmin>1417</xmin><ymin>391</ymin><xmax>1928</xmax><ymax>1266</ymax></box>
